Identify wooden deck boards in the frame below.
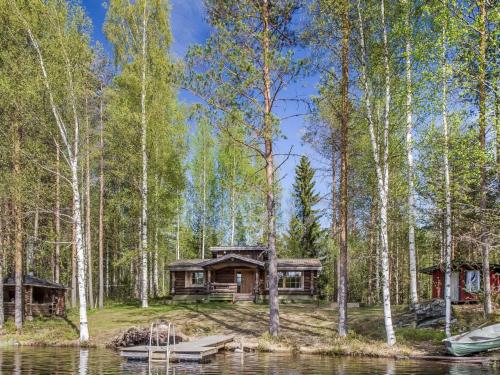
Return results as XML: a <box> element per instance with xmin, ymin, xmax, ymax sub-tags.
<box><xmin>120</xmin><ymin>335</ymin><xmax>234</xmax><ymax>362</ymax></box>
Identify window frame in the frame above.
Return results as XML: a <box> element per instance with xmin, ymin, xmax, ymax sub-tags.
<box><xmin>464</xmin><ymin>270</ymin><xmax>480</xmax><ymax>293</ymax></box>
<box><xmin>186</xmin><ymin>271</ymin><xmax>205</xmax><ymax>288</ymax></box>
<box><xmin>268</xmin><ymin>270</ymin><xmax>304</xmax><ymax>290</ymax></box>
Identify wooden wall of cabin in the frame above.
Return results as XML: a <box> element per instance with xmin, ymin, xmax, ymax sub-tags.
<box><xmin>2</xmin><ymin>286</ymin><xmax>66</xmax><ymax>317</ymax></box>
<box><xmin>261</xmin><ymin>270</ymin><xmax>317</xmax><ymax>296</ymax></box>
<box><xmin>171</xmin><ymin>271</ymin><xmax>206</xmax><ymax>295</ymax></box>
<box><xmin>214</xmin><ymin>267</ymin><xmax>236</xmax><ymax>283</ymax></box>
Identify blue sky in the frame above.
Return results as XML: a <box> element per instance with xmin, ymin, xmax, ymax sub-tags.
<box><xmin>82</xmin><ymin>1</ymin><xmax>329</xmax><ymax>228</ymax></box>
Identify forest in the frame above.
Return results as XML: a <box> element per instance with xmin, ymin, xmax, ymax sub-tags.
<box><xmin>0</xmin><ymin>0</ymin><xmax>498</xmax><ymax>347</ymax></box>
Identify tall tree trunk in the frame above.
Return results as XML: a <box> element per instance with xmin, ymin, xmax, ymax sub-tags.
<box><xmin>380</xmin><ymin>0</ymin><xmax>395</xmax><ymax>345</ymax></box>
<box><xmin>368</xmin><ymin>199</ymin><xmax>376</xmax><ymax>305</ymax></box>
<box><xmin>496</xmin><ymin>90</ymin><xmax>499</xmax><ymax>199</ymax></box>
<box><xmin>331</xmin><ymin>152</ymin><xmax>337</xmax><ymax>239</ymax></box>
<box><xmin>478</xmin><ymin>0</ymin><xmax>491</xmax><ymax>316</ymax></box>
<box><xmin>403</xmin><ymin>0</ymin><xmax>418</xmax><ymax>306</ymax></box>
<box><xmin>85</xmin><ymin>100</ymin><xmax>93</xmax><ymax>309</ymax></box>
<box><xmin>201</xmin><ymin>145</ymin><xmax>206</xmax><ymax>259</ymax></box>
<box><xmin>375</xmin><ymin>218</ymin><xmax>380</xmax><ymax>303</ymax></box>
<box><xmin>54</xmin><ymin>140</ymin><xmax>61</xmax><ymax>283</ymax></box>
<box><xmin>27</xmin><ymin>207</ymin><xmax>39</xmax><ymax>275</ymax></box>
<box><xmin>230</xmin><ymin>151</ymin><xmax>236</xmax><ymax>246</ymax></box>
<box><xmin>140</xmin><ymin>0</ymin><xmax>149</xmax><ymax>309</ymax></box>
<box><xmin>153</xmin><ymin>226</ymin><xmax>158</xmax><ymax>297</ymax></box>
<box><xmin>0</xmin><ymin>201</ymin><xmax>5</xmax><ymax>329</ymax></box>
<box><xmin>176</xmin><ymin>193</ymin><xmax>180</xmax><ymax>260</ymax></box>
<box><xmin>337</xmin><ymin>0</ymin><xmax>350</xmax><ymax>338</ymax></box>
<box><xmin>262</xmin><ymin>0</ymin><xmax>279</xmax><ymax>337</ymax></box>
<box><xmin>72</xmin><ymin>217</ymin><xmax>77</xmax><ymax>307</ymax></box>
<box><xmin>357</xmin><ymin>0</ymin><xmax>395</xmax><ymax>345</ymax></box>
<box><xmin>72</xmin><ymin>155</ymin><xmax>89</xmax><ymax>341</ymax></box>
<box><xmin>98</xmin><ymin>87</ymin><xmax>105</xmax><ymax>309</ymax></box>
<box><xmin>441</xmin><ymin>24</ymin><xmax>453</xmax><ymax>338</ymax></box>
<box><xmin>12</xmin><ymin>121</ymin><xmax>23</xmax><ymax>331</ymax></box>
<box><xmin>23</xmin><ymin>18</ymin><xmax>89</xmax><ymax>341</ymax></box>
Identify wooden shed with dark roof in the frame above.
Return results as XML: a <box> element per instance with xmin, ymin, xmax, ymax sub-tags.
<box><xmin>3</xmin><ymin>275</ymin><xmax>67</xmax><ymax>318</ymax></box>
<box><xmin>168</xmin><ymin>245</ymin><xmax>322</xmax><ymax>303</ymax></box>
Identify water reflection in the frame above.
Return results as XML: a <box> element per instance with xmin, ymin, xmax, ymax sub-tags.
<box><xmin>79</xmin><ymin>349</ymin><xmax>88</xmax><ymax>375</ymax></box>
<box><xmin>0</xmin><ymin>347</ymin><xmax>495</xmax><ymax>374</ymax></box>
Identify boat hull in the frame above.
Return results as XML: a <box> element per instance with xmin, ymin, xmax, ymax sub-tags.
<box><xmin>444</xmin><ymin>337</ymin><xmax>500</xmax><ymax>357</ymax></box>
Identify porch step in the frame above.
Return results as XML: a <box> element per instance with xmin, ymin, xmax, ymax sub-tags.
<box><xmin>234</xmin><ymin>294</ymin><xmax>254</xmax><ymax>302</ymax></box>
<box><xmin>208</xmin><ymin>293</ymin><xmax>234</xmax><ymax>302</ymax></box>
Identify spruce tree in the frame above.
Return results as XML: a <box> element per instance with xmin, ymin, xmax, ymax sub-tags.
<box><xmin>288</xmin><ymin>156</ymin><xmax>323</xmax><ymax>258</ymax></box>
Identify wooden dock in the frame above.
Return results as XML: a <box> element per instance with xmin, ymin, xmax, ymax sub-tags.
<box><xmin>120</xmin><ymin>335</ymin><xmax>234</xmax><ymax>362</ymax></box>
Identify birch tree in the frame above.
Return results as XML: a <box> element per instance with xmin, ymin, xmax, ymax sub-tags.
<box><xmin>356</xmin><ymin>0</ymin><xmax>395</xmax><ymax>345</ymax></box>
<box><xmin>105</xmin><ymin>0</ymin><xmax>173</xmax><ymax>308</ymax></box>
<box><xmin>402</xmin><ymin>0</ymin><xmax>418</xmax><ymax>306</ymax></box>
<box><xmin>440</xmin><ymin>21</ymin><xmax>453</xmax><ymax>338</ymax></box>
<box><xmin>14</xmin><ymin>0</ymin><xmax>92</xmax><ymax>342</ymax></box>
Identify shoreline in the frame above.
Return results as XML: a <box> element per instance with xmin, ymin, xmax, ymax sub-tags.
<box><xmin>0</xmin><ymin>301</ymin><xmax>497</xmax><ymax>362</ymax></box>
<box><xmin>0</xmin><ymin>340</ymin><xmax>499</xmax><ymax>365</ymax></box>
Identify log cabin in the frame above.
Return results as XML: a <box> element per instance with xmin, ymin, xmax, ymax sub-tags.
<box><xmin>168</xmin><ymin>246</ymin><xmax>322</xmax><ymax>303</ymax></box>
<box><xmin>420</xmin><ymin>261</ymin><xmax>500</xmax><ymax>303</ymax></box>
<box><xmin>3</xmin><ymin>275</ymin><xmax>67</xmax><ymax>318</ymax></box>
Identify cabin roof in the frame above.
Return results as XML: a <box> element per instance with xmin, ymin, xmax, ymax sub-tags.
<box><xmin>277</xmin><ymin>258</ymin><xmax>322</xmax><ymax>270</ymax></box>
<box><xmin>3</xmin><ymin>275</ymin><xmax>67</xmax><ymax>289</ymax></box>
<box><xmin>209</xmin><ymin>245</ymin><xmax>267</xmax><ymax>253</ymax></box>
<box><xmin>168</xmin><ymin>257</ymin><xmax>322</xmax><ymax>271</ymax></box>
<box><xmin>420</xmin><ymin>261</ymin><xmax>500</xmax><ymax>275</ymax></box>
<box><xmin>201</xmin><ymin>253</ymin><xmax>265</xmax><ymax>268</ymax></box>
<box><xmin>168</xmin><ymin>259</ymin><xmax>205</xmax><ymax>271</ymax></box>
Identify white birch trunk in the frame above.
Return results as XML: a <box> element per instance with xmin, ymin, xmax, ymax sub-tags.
<box><xmin>357</xmin><ymin>0</ymin><xmax>395</xmax><ymax>345</ymax></box>
<box><xmin>23</xmin><ymin>16</ymin><xmax>89</xmax><ymax>342</ymax></box>
<box><xmin>140</xmin><ymin>0</ymin><xmax>149</xmax><ymax>308</ymax></box>
<box><xmin>403</xmin><ymin>0</ymin><xmax>418</xmax><ymax>306</ymax></box>
<box><xmin>380</xmin><ymin>0</ymin><xmax>395</xmax><ymax>345</ymax></box>
<box><xmin>55</xmin><ymin>140</ymin><xmax>61</xmax><ymax>283</ymax></box>
<box><xmin>441</xmin><ymin>25</ymin><xmax>453</xmax><ymax>338</ymax></box>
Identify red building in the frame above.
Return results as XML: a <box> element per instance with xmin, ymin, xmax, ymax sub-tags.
<box><xmin>420</xmin><ymin>261</ymin><xmax>500</xmax><ymax>303</ymax></box>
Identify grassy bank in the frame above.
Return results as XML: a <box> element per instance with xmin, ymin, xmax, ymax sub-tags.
<box><xmin>1</xmin><ymin>301</ymin><xmax>498</xmax><ymax>358</ymax></box>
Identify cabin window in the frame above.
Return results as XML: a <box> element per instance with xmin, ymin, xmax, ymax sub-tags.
<box><xmin>278</xmin><ymin>271</ymin><xmax>302</xmax><ymax>289</ymax></box>
<box><xmin>465</xmin><ymin>270</ymin><xmax>480</xmax><ymax>293</ymax></box>
<box><xmin>190</xmin><ymin>272</ymin><xmax>205</xmax><ymax>287</ymax></box>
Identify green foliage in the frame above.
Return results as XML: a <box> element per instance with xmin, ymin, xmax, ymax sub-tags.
<box><xmin>286</xmin><ymin>156</ymin><xmax>324</xmax><ymax>258</ymax></box>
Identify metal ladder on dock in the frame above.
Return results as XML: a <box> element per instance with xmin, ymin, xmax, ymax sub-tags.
<box><xmin>147</xmin><ymin>321</ymin><xmax>176</xmax><ymax>366</ymax></box>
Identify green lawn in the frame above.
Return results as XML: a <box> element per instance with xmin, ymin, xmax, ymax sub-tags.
<box><xmin>1</xmin><ymin>300</ymin><xmax>497</xmax><ymax>358</ymax></box>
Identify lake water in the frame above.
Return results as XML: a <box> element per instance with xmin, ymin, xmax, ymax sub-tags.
<box><xmin>0</xmin><ymin>347</ymin><xmax>497</xmax><ymax>374</ymax></box>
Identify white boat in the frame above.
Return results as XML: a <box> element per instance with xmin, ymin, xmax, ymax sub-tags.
<box><xmin>443</xmin><ymin>323</ymin><xmax>500</xmax><ymax>356</ymax></box>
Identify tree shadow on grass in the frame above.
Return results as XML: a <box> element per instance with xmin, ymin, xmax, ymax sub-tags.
<box><xmin>183</xmin><ymin>304</ymin><xmax>260</xmax><ymax>336</ymax></box>
<box><xmin>231</xmin><ymin>305</ymin><xmax>329</xmax><ymax>337</ymax></box>
<box><xmin>63</xmin><ymin>316</ymin><xmax>80</xmax><ymax>336</ymax></box>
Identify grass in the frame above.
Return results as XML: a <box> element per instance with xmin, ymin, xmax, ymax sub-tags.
<box><xmin>1</xmin><ymin>299</ymin><xmax>497</xmax><ymax>358</ymax></box>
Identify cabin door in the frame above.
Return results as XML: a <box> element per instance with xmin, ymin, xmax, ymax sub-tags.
<box><xmin>451</xmin><ymin>272</ymin><xmax>460</xmax><ymax>302</ymax></box>
<box><xmin>235</xmin><ymin>270</ymin><xmax>254</xmax><ymax>294</ymax></box>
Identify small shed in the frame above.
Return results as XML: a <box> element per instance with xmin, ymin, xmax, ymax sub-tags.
<box><xmin>420</xmin><ymin>261</ymin><xmax>500</xmax><ymax>303</ymax></box>
<box><xmin>3</xmin><ymin>275</ymin><xmax>67</xmax><ymax>318</ymax></box>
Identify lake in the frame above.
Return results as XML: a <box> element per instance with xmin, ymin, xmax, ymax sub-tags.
<box><xmin>0</xmin><ymin>347</ymin><xmax>497</xmax><ymax>374</ymax></box>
